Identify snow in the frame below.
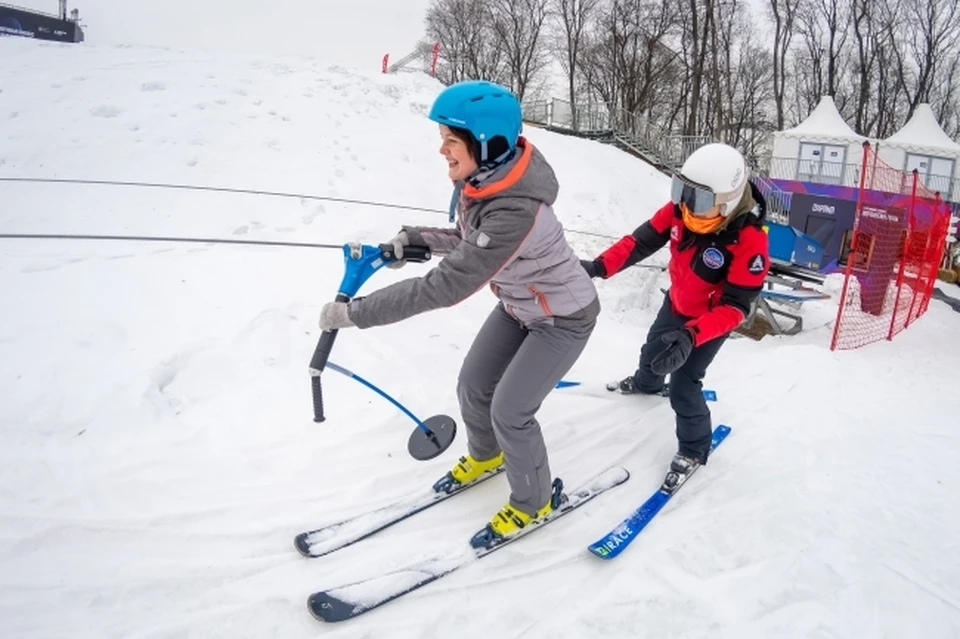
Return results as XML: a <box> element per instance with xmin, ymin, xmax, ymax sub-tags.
<box><xmin>2</xmin><ymin>38</ymin><xmax>960</xmax><ymax>639</ymax></box>
<box><xmin>937</xmin><ymin>281</ymin><xmax>960</xmax><ymax>301</ymax></box>
<box><xmin>883</xmin><ymin>104</ymin><xmax>960</xmax><ymax>154</ymax></box>
<box><xmin>780</xmin><ymin>95</ymin><xmax>865</xmax><ymax>140</ymax></box>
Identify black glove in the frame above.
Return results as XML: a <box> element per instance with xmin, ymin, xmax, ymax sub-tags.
<box><xmin>650</xmin><ymin>329</ymin><xmax>695</xmax><ymax>376</ymax></box>
<box><xmin>580</xmin><ymin>259</ymin><xmax>606</xmax><ymax>279</ymax></box>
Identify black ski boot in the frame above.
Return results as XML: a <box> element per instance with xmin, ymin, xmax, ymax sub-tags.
<box><xmin>662</xmin><ymin>453</ymin><xmax>701</xmax><ymax>493</ymax></box>
<box><xmin>606</xmin><ymin>376</ymin><xmax>669</xmax><ymax>396</ymax></box>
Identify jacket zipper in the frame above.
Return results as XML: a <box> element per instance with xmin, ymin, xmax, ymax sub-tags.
<box><xmin>529</xmin><ymin>286</ymin><xmax>553</xmax><ymax>316</ymax></box>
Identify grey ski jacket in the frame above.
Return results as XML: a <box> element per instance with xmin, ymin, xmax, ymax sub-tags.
<box><xmin>347</xmin><ymin>137</ymin><xmax>600</xmax><ymax>329</ymax></box>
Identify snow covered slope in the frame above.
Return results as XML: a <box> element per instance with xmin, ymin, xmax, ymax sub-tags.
<box><xmin>1</xmin><ymin>39</ymin><xmax>959</xmax><ymax>639</ymax></box>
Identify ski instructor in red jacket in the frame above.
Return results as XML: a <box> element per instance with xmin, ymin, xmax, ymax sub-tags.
<box><xmin>580</xmin><ymin>142</ymin><xmax>769</xmax><ymax>476</ymax></box>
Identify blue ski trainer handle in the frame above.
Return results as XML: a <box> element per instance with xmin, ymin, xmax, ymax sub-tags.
<box><xmin>310</xmin><ymin>243</ymin><xmax>431</xmax><ymax>422</ymax></box>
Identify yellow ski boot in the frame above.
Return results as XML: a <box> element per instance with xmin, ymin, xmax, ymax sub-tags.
<box><xmin>432</xmin><ymin>452</ymin><xmax>504</xmax><ymax>494</ymax></box>
<box><xmin>470</xmin><ymin>478</ymin><xmax>566</xmax><ymax>549</ymax></box>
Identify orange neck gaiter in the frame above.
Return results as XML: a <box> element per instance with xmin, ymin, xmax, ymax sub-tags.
<box><xmin>682</xmin><ymin>204</ymin><xmax>726</xmax><ymax>234</ymax></box>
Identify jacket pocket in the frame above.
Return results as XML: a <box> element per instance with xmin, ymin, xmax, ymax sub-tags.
<box><xmin>529</xmin><ymin>286</ymin><xmax>553</xmax><ymax>316</ymax></box>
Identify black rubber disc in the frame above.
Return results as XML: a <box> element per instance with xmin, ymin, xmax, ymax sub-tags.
<box><xmin>407</xmin><ymin>414</ymin><xmax>457</xmax><ymax>461</ymax></box>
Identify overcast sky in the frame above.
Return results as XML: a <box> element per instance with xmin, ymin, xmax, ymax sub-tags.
<box><xmin>16</xmin><ymin>0</ymin><xmax>434</xmax><ymax>69</ymax></box>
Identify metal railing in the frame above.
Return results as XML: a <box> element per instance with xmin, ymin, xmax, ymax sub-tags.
<box><xmin>522</xmin><ymin>97</ymin><xmax>713</xmax><ymax>171</ymax></box>
<box><xmin>657</xmin><ymin>135</ymin><xmax>715</xmax><ymax>170</ymax></box>
<box><xmin>750</xmin><ymin>173</ymin><xmax>792</xmax><ymax>224</ymax></box>
<box><xmin>766</xmin><ymin>156</ymin><xmax>959</xmax><ymax>202</ymax></box>
<box><xmin>523</xmin><ymin>98</ymin><xmax>631</xmax><ymax>135</ymax></box>
<box><xmin>766</xmin><ymin>156</ymin><xmax>864</xmax><ymax>189</ymax></box>
<box><xmin>523</xmin><ymin>98</ymin><xmax>794</xmax><ymax>222</ymax></box>
<box><xmin>0</xmin><ymin>2</ymin><xmax>61</xmax><ymax>19</ymax></box>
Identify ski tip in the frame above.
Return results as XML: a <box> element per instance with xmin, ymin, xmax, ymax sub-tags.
<box><xmin>306</xmin><ymin>593</ymin><xmax>324</xmax><ymax>622</ymax></box>
<box><xmin>307</xmin><ymin>592</ymin><xmax>354</xmax><ymax>623</ymax></box>
<box><xmin>293</xmin><ymin>533</ymin><xmax>313</xmax><ymax>557</ymax></box>
<box><xmin>587</xmin><ymin>544</ymin><xmax>617</xmax><ymax>559</ymax></box>
<box><xmin>711</xmin><ymin>424</ymin><xmax>732</xmax><ymax>448</ymax></box>
<box><xmin>569</xmin><ymin>466</ymin><xmax>631</xmax><ymax>504</ymax></box>
<box><xmin>594</xmin><ymin>466</ymin><xmax>630</xmax><ymax>491</ymax></box>
<box><xmin>555</xmin><ymin>380</ymin><xmax>580</xmax><ymax>388</ymax></box>
<box><xmin>590</xmin><ymin>465</ymin><xmax>630</xmax><ymax>489</ymax></box>
<box><xmin>294</xmin><ymin>532</ymin><xmax>333</xmax><ymax>559</ymax></box>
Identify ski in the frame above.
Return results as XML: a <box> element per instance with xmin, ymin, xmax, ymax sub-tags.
<box><xmin>604</xmin><ymin>380</ymin><xmax>718</xmax><ymax>402</ymax></box>
<box><xmin>294</xmin><ymin>467</ymin><xmax>505</xmax><ymax>558</ymax></box>
<box><xmin>306</xmin><ymin>465</ymin><xmax>630</xmax><ymax>622</ymax></box>
<box><xmin>587</xmin><ymin>424</ymin><xmax>731</xmax><ymax>560</ymax></box>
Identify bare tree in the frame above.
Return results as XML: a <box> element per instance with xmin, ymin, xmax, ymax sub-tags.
<box><xmin>425</xmin><ymin>0</ymin><xmax>508</xmax><ymax>85</ymax></box>
<box><xmin>579</xmin><ymin>0</ymin><xmax>680</xmax><ymax>121</ymax></box>
<box><xmin>551</xmin><ymin>0</ymin><xmax>600</xmax><ymax>127</ymax></box>
<box><xmin>932</xmin><ymin>55</ymin><xmax>960</xmax><ymax>139</ymax></box>
<box><xmin>579</xmin><ymin>0</ymin><xmax>635</xmax><ymax>114</ymax></box>
<box><xmin>729</xmin><ymin>41</ymin><xmax>776</xmax><ymax>162</ymax></box>
<box><xmin>629</xmin><ymin>0</ymin><xmax>682</xmax><ymax>124</ymax></box>
<box><xmin>845</xmin><ymin>0</ymin><xmax>904</xmax><ymax>137</ymax></box>
<box><xmin>710</xmin><ymin>2</ymin><xmax>772</xmax><ymax>146</ymax></box>
<box><xmin>706</xmin><ymin>0</ymin><xmax>725</xmax><ymax>137</ymax></box>
<box><xmin>892</xmin><ymin>0</ymin><xmax>960</xmax><ymax>118</ymax></box>
<box><xmin>681</xmin><ymin>0</ymin><xmax>772</xmax><ymax>154</ymax></box>
<box><xmin>682</xmin><ymin>0</ymin><xmax>714</xmax><ymax>136</ymax></box>
<box><xmin>851</xmin><ymin>0</ymin><xmax>879</xmax><ymax>134</ymax></box>
<box><xmin>794</xmin><ymin>0</ymin><xmax>850</xmax><ymax>113</ymax></box>
<box><xmin>767</xmin><ymin>0</ymin><xmax>801</xmax><ymax>129</ymax></box>
<box><xmin>488</xmin><ymin>0</ymin><xmax>552</xmax><ymax>100</ymax></box>
<box><xmin>873</xmin><ymin>15</ymin><xmax>908</xmax><ymax>138</ymax></box>
<box><xmin>419</xmin><ymin>0</ymin><xmax>960</xmax><ymax>172</ymax></box>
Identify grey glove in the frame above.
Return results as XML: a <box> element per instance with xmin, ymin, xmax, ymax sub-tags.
<box><xmin>319</xmin><ymin>302</ymin><xmax>356</xmax><ymax>330</ymax></box>
<box><xmin>385</xmin><ymin>230</ymin><xmax>410</xmax><ymax>269</ymax></box>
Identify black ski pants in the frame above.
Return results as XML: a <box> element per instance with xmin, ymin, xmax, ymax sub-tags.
<box><xmin>631</xmin><ymin>294</ymin><xmax>728</xmax><ymax>463</ymax></box>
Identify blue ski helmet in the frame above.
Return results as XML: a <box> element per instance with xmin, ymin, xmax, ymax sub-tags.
<box><xmin>428</xmin><ymin>80</ymin><xmax>523</xmax><ymax>163</ymax></box>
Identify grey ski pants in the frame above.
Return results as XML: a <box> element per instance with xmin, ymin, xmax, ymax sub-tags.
<box><xmin>456</xmin><ymin>303</ymin><xmax>595</xmax><ymax>516</ymax></box>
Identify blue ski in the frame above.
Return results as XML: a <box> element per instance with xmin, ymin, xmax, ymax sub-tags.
<box><xmin>587</xmin><ymin>425</ymin><xmax>731</xmax><ymax>560</ymax></box>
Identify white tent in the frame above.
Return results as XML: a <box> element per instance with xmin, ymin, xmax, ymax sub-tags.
<box><xmin>878</xmin><ymin>104</ymin><xmax>960</xmax><ymax>203</ymax></box>
<box><xmin>770</xmin><ymin>96</ymin><xmax>866</xmax><ymax>187</ymax></box>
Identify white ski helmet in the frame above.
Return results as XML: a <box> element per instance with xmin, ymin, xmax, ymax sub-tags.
<box><xmin>672</xmin><ymin>143</ymin><xmax>749</xmax><ymax>216</ymax></box>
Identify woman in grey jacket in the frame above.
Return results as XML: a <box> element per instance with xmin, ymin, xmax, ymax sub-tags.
<box><xmin>318</xmin><ymin>80</ymin><xmax>600</xmax><ymax>547</ymax></box>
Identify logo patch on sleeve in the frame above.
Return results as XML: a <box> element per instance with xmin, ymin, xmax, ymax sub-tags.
<box><xmin>475</xmin><ymin>231</ymin><xmax>490</xmax><ymax>248</ymax></box>
<box><xmin>748</xmin><ymin>253</ymin><xmax>766</xmax><ymax>274</ymax></box>
<box><xmin>702</xmin><ymin>247</ymin><xmax>724</xmax><ymax>269</ymax></box>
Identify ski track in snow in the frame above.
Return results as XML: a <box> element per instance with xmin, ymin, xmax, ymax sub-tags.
<box><xmin>1</xmin><ymin>39</ymin><xmax>959</xmax><ymax>639</ymax></box>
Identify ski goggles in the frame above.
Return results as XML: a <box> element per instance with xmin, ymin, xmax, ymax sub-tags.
<box><xmin>670</xmin><ymin>174</ymin><xmax>741</xmax><ymax>217</ymax></box>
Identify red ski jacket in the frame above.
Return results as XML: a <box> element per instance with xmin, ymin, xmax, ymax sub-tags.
<box><xmin>592</xmin><ymin>182</ymin><xmax>770</xmax><ymax>346</ymax></box>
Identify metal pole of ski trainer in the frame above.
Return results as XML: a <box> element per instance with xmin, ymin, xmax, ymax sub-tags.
<box><xmin>324</xmin><ymin>361</ymin><xmax>432</xmax><ymax>434</ymax></box>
